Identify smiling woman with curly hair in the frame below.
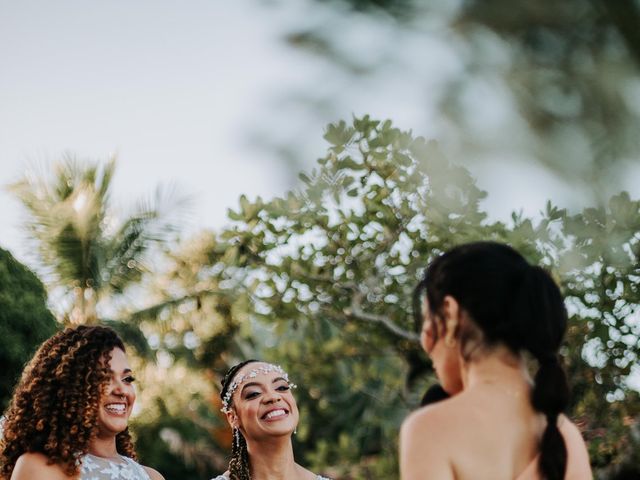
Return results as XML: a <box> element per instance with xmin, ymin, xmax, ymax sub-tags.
<box><xmin>0</xmin><ymin>325</ymin><xmax>163</xmax><ymax>480</ymax></box>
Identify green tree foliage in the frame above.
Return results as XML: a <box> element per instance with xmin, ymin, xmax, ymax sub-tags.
<box><xmin>0</xmin><ymin>247</ymin><xmax>57</xmax><ymax>410</ymax></box>
<box><xmin>559</xmin><ymin>195</ymin><xmax>640</xmax><ymax>476</ymax></box>
<box><xmin>163</xmin><ymin>116</ymin><xmax>639</xmax><ymax>478</ymax></box>
<box><xmin>8</xmin><ymin>155</ymin><xmax>182</xmax><ymax>326</ymax></box>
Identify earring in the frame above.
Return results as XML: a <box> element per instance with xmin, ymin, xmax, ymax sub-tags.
<box><xmin>233</xmin><ymin>427</ymin><xmax>241</xmax><ymax>448</ymax></box>
<box><xmin>294</xmin><ymin>427</ymin><xmax>297</xmax><ymax>435</ymax></box>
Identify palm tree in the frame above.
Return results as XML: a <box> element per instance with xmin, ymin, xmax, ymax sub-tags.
<box><xmin>9</xmin><ymin>154</ymin><xmax>182</xmax><ymax>326</ymax></box>
<box><xmin>9</xmin><ymin>155</ymin><xmax>251</xmax><ymax>478</ymax></box>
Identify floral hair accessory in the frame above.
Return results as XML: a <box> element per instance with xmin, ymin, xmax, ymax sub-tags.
<box><xmin>221</xmin><ymin>363</ymin><xmax>296</xmax><ymax>413</ymax></box>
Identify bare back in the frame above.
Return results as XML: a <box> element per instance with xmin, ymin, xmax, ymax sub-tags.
<box><xmin>400</xmin><ymin>384</ymin><xmax>592</xmax><ymax>480</ymax></box>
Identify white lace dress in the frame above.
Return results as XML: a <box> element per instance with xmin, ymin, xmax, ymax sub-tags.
<box><xmin>80</xmin><ymin>453</ymin><xmax>151</xmax><ymax>480</ymax></box>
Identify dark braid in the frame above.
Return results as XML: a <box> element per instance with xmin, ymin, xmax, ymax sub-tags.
<box><xmin>220</xmin><ymin>360</ymin><xmax>259</xmax><ymax>480</ymax></box>
<box><xmin>516</xmin><ymin>266</ymin><xmax>569</xmax><ymax>480</ymax></box>
<box><xmin>417</xmin><ymin>242</ymin><xmax>570</xmax><ymax>480</ymax></box>
<box><xmin>229</xmin><ymin>427</ymin><xmax>251</xmax><ymax>480</ymax></box>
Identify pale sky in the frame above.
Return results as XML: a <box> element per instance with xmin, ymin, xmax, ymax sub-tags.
<box><xmin>2</xmin><ymin>0</ymin><xmax>637</xmax><ymax>269</ymax></box>
<box><xmin>1</xmin><ymin>0</ymin><xmax>302</xmax><ymax>265</ymax></box>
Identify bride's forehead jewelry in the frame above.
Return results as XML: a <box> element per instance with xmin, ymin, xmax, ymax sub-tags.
<box><xmin>221</xmin><ymin>364</ymin><xmax>296</xmax><ymax>413</ymax></box>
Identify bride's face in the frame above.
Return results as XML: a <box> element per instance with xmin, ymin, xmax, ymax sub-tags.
<box><xmin>228</xmin><ymin>363</ymin><xmax>299</xmax><ymax>441</ymax></box>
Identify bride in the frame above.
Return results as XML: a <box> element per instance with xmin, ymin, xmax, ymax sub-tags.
<box><xmin>211</xmin><ymin>360</ymin><xmax>331</xmax><ymax>480</ymax></box>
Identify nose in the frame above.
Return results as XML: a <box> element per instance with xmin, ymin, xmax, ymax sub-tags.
<box><xmin>262</xmin><ymin>389</ymin><xmax>283</xmax><ymax>405</ymax></box>
<box><xmin>108</xmin><ymin>378</ymin><xmax>127</xmax><ymax>398</ymax></box>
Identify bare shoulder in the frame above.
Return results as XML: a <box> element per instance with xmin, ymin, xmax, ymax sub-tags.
<box><xmin>12</xmin><ymin>452</ymin><xmax>70</xmax><ymax>479</ymax></box>
<box><xmin>143</xmin><ymin>465</ymin><xmax>165</xmax><ymax>480</ymax></box>
<box><xmin>402</xmin><ymin>392</ymin><xmax>469</xmax><ymax>437</ymax></box>
<box><xmin>558</xmin><ymin>415</ymin><xmax>593</xmax><ymax>479</ymax></box>
<box><xmin>400</xmin><ymin>402</ymin><xmax>456</xmax><ymax>480</ymax></box>
<box><xmin>400</xmin><ymin>407</ymin><xmax>441</xmax><ymax>448</ymax></box>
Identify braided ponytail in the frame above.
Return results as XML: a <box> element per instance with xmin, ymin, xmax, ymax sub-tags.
<box><xmin>532</xmin><ymin>357</ymin><xmax>569</xmax><ymax>479</ymax></box>
<box><xmin>228</xmin><ymin>428</ymin><xmax>251</xmax><ymax>480</ymax></box>
<box><xmin>513</xmin><ymin>266</ymin><xmax>569</xmax><ymax>480</ymax></box>
<box><xmin>220</xmin><ymin>360</ymin><xmax>259</xmax><ymax>480</ymax></box>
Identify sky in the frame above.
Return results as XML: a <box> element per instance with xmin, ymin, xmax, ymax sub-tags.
<box><xmin>2</xmin><ymin>0</ymin><xmax>638</xmax><ymax>269</ymax></box>
<box><xmin>1</xmin><ymin>1</ymin><xmax>301</xmax><ymax>265</ymax></box>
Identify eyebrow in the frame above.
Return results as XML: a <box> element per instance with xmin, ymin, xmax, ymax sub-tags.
<box><xmin>111</xmin><ymin>368</ymin><xmax>133</xmax><ymax>375</ymax></box>
<box><xmin>240</xmin><ymin>377</ymin><xmax>288</xmax><ymax>394</ymax></box>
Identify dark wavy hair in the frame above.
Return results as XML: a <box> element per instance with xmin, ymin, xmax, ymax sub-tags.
<box><xmin>220</xmin><ymin>359</ymin><xmax>260</xmax><ymax>480</ymax></box>
<box><xmin>0</xmin><ymin>325</ymin><xmax>137</xmax><ymax>479</ymax></box>
<box><xmin>414</xmin><ymin>242</ymin><xmax>570</xmax><ymax>480</ymax></box>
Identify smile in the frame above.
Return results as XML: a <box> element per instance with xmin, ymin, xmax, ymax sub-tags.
<box><xmin>261</xmin><ymin>408</ymin><xmax>288</xmax><ymax>420</ymax></box>
<box><xmin>104</xmin><ymin>403</ymin><xmax>127</xmax><ymax>415</ymax></box>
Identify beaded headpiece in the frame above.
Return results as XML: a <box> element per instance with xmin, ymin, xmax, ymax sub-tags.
<box><xmin>221</xmin><ymin>363</ymin><xmax>296</xmax><ymax>413</ymax></box>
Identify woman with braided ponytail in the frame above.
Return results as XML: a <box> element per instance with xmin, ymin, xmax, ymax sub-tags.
<box><xmin>401</xmin><ymin>242</ymin><xmax>591</xmax><ymax>480</ymax></box>
<box><xmin>211</xmin><ymin>360</ymin><xmax>331</xmax><ymax>480</ymax></box>
<box><xmin>0</xmin><ymin>325</ymin><xmax>163</xmax><ymax>480</ymax></box>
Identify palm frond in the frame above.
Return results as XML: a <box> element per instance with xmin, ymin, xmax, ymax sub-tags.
<box><xmin>102</xmin><ymin>183</ymin><xmax>191</xmax><ymax>293</ymax></box>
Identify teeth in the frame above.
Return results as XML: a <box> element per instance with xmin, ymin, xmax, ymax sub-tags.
<box><xmin>264</xmin><ymin>409</ymin><xmax>286</xmax><ymax>420</ymax></box>
<box><xmin>105</xmin><ymin>403</ymin><xmax>126</xmax><ymax>413</ymax></box>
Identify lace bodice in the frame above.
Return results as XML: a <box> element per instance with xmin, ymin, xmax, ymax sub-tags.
<box><xmin>80</xmin><ymin>453</ymin><xmax>151</xmax><ymax>480</ymax></box>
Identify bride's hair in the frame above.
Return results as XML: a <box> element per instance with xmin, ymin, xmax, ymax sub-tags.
<box><xmin>220</xmin><ymin>359</ymin><xmax>258</xmax><ymax>480</ymax></box>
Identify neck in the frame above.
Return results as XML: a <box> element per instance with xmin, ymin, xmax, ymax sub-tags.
<box><xmin>88</xmin><ymin>433</ymin><xmax>119</xmax><ymax>460</ymax></box>
<box><xmin>462</xmin><ymin>345</ymin><xmax>531</xmax><ymax>391</ymax></box>
<box><xmin>246</xmin><ymin>435</ymin><xmax>299</xmax><ymax>480</ymax></box>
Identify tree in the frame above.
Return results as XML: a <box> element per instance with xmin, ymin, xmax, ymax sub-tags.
<box><xmin>167</xmin><ymin>116</ymin><xmax>639</xmax><ymax>478</ymax></box>
<box><xmin>8</xmin><ymin>155</ymin><xmax>181</xmax><ymax>329</ymax></box>
<box><xmin>0</xmin><ymin>247</ymin><xmax>57</xmax><ymax>410</ymax></box>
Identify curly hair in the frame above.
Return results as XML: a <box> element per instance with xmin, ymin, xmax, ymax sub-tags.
<box><xmin>0</xmin><ymin>325</ymin><xmax>137</xmax><ymax>479</ymax></box>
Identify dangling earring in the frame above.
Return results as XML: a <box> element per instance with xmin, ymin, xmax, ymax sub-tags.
<box><xmin>444</xmin><ymin>335</ymin><xmax>456</xmax><ymax>348</ymax></box>
<box><xmin>233</xmin><ymin>427</ymin><xmax>241</xmax><ymax>448</ymax></box>
<box><xmin>294</xmin><ymin>427</ymin><xmax>297</xmax><ymax>435</ymax></box>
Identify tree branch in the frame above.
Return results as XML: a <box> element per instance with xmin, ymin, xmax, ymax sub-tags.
<box><xmin>126</xmin><ymin>289</ymin><xmax>227</xmax><ymax>324</ymax></box>
<box><xmin>344</xmin><ymin>291</ymin><xmax>419</xmax><ymax>342</ymax></box>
